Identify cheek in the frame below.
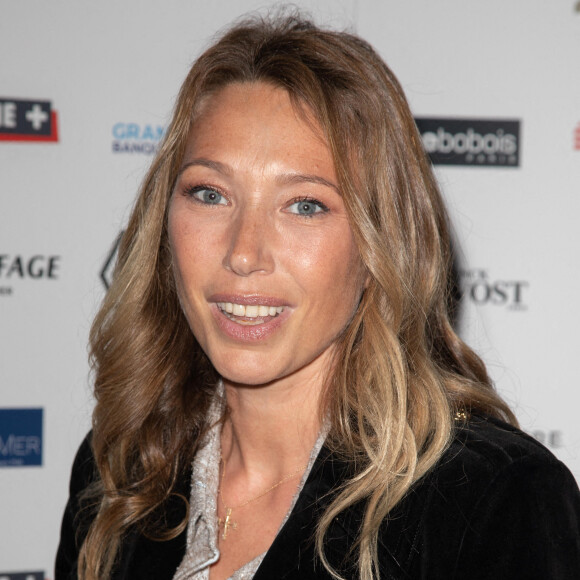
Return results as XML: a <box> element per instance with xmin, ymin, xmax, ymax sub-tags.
<box><xmin>168</xmin><ymin>212</ymin><xmax>207</xmax><ymax>315</ymax></box>
<box><xmin>288</xmin><ymin>226</ymin><xmax>365</xmax><ymax>303</ymax></box>
<box><xmin>168</xmin><ymin>214</ymin><xmax>190</xmax><ymax>287</ymax></box>
<box><xmin>168</xmin><ymin>207</ymin><xmax>211</xmax><ymax>281</ymax></box>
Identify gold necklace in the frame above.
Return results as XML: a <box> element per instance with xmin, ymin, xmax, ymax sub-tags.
<box><xmin>217</xmin><ymin>456</ymin><xmax>307</xmax><ymax>540</ymax></box>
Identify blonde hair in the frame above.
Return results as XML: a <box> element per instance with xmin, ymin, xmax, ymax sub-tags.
<box><xmin>80</xmin><ymin>13</ymin><xmax>516</xmax><ymax>580</ymax></box>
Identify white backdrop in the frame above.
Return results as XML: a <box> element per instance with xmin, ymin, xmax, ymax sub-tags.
<box><xmin>1</xmin><ymin>1</ymin><xmax>579</xmax><ymax>576</ymax></box>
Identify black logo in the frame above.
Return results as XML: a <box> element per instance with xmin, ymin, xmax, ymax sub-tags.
<box><xmin>0</xmin><ymin>254</ymin><xmax>61</xmax><ymax>296</ymax></box>
<box><xmin>459</xmin><ymin>269</ymin><xmax>528</xmax><ymax>310</ymax></box>
<box><xmin>0</xmin><ymin>255</ymin><xmax>60</xmax><ymax>279</ymax></box>
<box><xmin>0</xmin><ymin>98</ymin><xmax>58</xmax><ymax>142</ymax></box>
<box><xmin>415</xmin><ymin>118</ymin><xmax>520</xmax><ymax>167</ymax></box>
<box><xmin>0</xmin><ymin>573</ymin><xmax>44</xmax><ymax>580</ymax></box>
<box><xmin>100</xmin><ymin>233</ymin><xmax>123</xmax><ymax>289</ymax></box>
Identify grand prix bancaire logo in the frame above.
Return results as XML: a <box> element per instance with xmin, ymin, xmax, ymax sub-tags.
<box><xmin>459</xmin><ymin>269</ymin><xmax>528</xmax><ymax>310</ymax></box>
<box><xmin>0</xmin><ymin>409</ymin><xmax>43</xmax><ymax>467</ymax></box>
<box><xmin>415</xmin><ymin>118</ymin><xmax>520</xmax><ymax>167</ymax></box>
<box><xmin>0</xmin><ymin>254</ymin><xmax>62</xmax><ymax>296</ymax></box>
<box><xmin>112</xmin><ymin>122</ymin><xmax>164</xmax><ymax>154</ymax></box>
<box><xmin>0</xmin><ymin>573</ymin><xmax>45</xmax><ymax>580</ymax></box>
<box><xmin>0</xmin><ymin>98</ymin><xmax>58</xmax><ymax>142</ymax></box>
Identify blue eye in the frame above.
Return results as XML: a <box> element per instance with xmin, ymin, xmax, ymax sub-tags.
<box><xmin>189</xmin><ymin>187</ymin><xmax>227</xmax><ymax>205</ymax></box>
<box><xmin>288</xmin><ymin>198</ymin><xmax>328</xmax><ymax>216</ymax></box>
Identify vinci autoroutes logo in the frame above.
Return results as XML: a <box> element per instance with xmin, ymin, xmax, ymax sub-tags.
<box><xmin>0</xmin><ymin>98</ymin><xmax>58</xmax><ymax>142</ymax></box>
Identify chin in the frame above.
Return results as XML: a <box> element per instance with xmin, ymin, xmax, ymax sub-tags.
<box><xmin>218</xmin><ymin>369</ymin><xmax>281</xmax><ymax>388</ymax></box>
<box><xmin>211</xmin><ymin>355</ymin><xmax>285</xmax><ymax>388</ymax></box>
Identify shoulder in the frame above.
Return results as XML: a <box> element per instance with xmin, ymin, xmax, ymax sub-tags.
<box><xmin>420</xmin><ymin>414</ymin><xmax>580</xmax><ymax>533</ymax></box>
<box><xmin>55</xmin><ymin>432</ymin><xmax>99</xmax><ymax>580</ymax></box>
<box><xmin>449</xmin><ymin>413</ymin><xmax>565</xmax><ymax>469</ymax></box>
<box><xmin>387</xmin><ymin>415</ymin><xmax>580</xmax><ymax>579</ymax></box>
<box><xmin>68</xmin><ymin>431</ymin><xmax>98</xmax><ymax>492</ymax></box>
<box><xmin>431</xmin><ymin>413</ymin><xmax>574</xmax><ymax>493</ymax></box>
<box><xmin>430</xmin><ymin>414</ymin><xmax>580</xmax><ymax>523</ymax></box>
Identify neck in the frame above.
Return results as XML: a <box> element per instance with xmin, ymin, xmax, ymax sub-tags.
<box><xmin>220</xmin><ymin>371</ymin><xmax>325</xmax><ymax>480</ymax></box>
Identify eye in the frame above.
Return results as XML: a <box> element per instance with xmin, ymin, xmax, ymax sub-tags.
<box><xmin>287</xmin><ymin>198</ymin><xmax>329</xmax><ymax>217</ymax></box>
<box><xmin>186</xmin><ymin>186</ymin><xmax>227</xmax><ymax>206</ymax></box>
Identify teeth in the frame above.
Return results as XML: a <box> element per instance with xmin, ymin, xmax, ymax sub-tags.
<box><xmin>245</xmin><ymin>305</ymin><xmax>258</xmax><ymax>318</ymax></box>
<box><xmin>217</xmin><ymin>302</ymin><xmax>285</xmax><ymax>320</ymax></box>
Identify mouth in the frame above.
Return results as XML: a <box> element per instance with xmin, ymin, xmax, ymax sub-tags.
<box><xmin>216</xmin><ymin>302</ymin><xmax>285</xmax><ymax>325</ymax></box>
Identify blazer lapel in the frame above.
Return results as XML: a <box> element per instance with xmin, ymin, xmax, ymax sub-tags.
<box><xmin>113</xmin><ymin>447</ymin><xmax>365</xmax><ymax>580</ymax></box>
<box><xmin>254</xmin><ymin>446</ymin><xmax>363</xmax><ymax>580</ymax></box>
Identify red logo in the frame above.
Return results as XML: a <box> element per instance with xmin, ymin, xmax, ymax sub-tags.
<box><xmin>0</xmin><ymin>98</ymin><xmax>59</xmax><ymax>142</ymax></box>
<box><xmin>574</xmin><ymin>122</ymin><xmax>580</xmax><ymax>151</ymax></box>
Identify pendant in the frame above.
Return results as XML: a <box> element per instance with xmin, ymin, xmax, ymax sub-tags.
<box><xmin>218</xmin><ymin>507</ymin><xmax>238</xmax><ymax>540</ymax></box>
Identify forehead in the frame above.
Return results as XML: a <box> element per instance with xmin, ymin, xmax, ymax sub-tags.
<box><xmin>185</xmin><ymin>82</ymin><xmax>328</xmax><ymax>157</ymax></box>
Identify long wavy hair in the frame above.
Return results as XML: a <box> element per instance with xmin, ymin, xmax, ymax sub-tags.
<box><xmin>80</xmin><ymin>13</ymin><xmax>516</xmax><ymax>580</ymax></box>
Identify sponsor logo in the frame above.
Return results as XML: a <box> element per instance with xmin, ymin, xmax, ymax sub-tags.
<box><xmin>0</xmin><ymin>409</ymin><xmax>43</xmax><ymax>467</ymax></box>
<box><xmin>112</xmin><ymin>122</ymin><xmax>164</xmax><ymax>154</ymax></box>
<box><xmin>459</xmin><ymin>269</ymin><xmax>528</xmax><ymax>310</ymax></box>
<box><xmin>415</xmin><ymin>117</ymin><xmax>520</xmax><ymax>167</ymax></box>
<box><xmin>0</xmin><ymin>254</ymin><xmax>61</xmax><ymax>297</ymax></box>
<box><xmin>0</xmin><ymin>573</ymin><xmax>45</xmax><ymax>580</ymax></box>
<box><xmin>100</xmin><ymin>233</ymin><xmax>123</xmax><ymax>289</ymax></box>
<box><xmin>574</xmin><ymin>122</ymin><xmax>580</xmax><ymax>150</ymax></box>
<box><xmin>0</xmin><ymin>98</ymin><xmax>58</xmax><ymax>142</ymax></box>
<box><xmin>531</xmin><ymin>429</ymin><xmax>564</xmax><ymax>450</ymax></box>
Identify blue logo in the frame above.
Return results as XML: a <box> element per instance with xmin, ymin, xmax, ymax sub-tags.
<box><xmin>0</xmin><ymin>409</ymin><xmax>43</xmax><ymax>467</ymax></box>
<box><xmin>111</xmin><ymin>122</ymin><xmax>164</xmax><ymax>154</ymax></box>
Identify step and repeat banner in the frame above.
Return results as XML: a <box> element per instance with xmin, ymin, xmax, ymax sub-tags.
<box><xmin>1</xmin><ymin>0</ymin><xmax>579</xmax><ymax>576</ymax></box>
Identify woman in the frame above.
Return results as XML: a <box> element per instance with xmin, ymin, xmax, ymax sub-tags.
<box><xmin>56</xmin><ymin>14</ymin><xmax>580</xmax><ymax>580</ymax></box>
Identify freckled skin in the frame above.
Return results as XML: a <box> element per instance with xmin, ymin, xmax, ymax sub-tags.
<box><xmin>168</xmin><ymin>82</ymin><xmax>367</xmax><ymax>392</ymax></box>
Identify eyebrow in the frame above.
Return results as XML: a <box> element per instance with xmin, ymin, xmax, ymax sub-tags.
<box><xmin>177</xmin><ymin>157</ymin><xmax>340</xmax><ymax>194</ymax></box>
<box><xmin>275</xmin><ymin>172</ymin><xmax>340</xmax><ymax>194</ymax></box>
<box><xmin>177</xmin><ymin>158</ymin><xmax>232</xmax><ymax>177</ymax></box>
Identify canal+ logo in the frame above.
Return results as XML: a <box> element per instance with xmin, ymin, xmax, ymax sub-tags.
<box><xmin>0</xmin><ymin>98</ymin><xmax>58</xmax><ymax>142</ymax></box>
<box><xmin>112</xmin><ymin>122</ymin><xmax>164</xmax><ymax>154</ymax></box>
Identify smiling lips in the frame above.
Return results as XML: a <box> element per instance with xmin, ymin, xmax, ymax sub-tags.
<box><xmin>217</xmin><ymin>302</ymin><xmax>285</xmax><ymax>326</ymax></box>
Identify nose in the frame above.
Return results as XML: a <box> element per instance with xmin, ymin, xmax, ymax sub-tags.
<box><xmin>222</xmin><ymin>206</ymin><xmax>274</xmax><ymax>276</ymax></box>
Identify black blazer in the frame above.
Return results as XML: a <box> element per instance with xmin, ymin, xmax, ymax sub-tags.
<box><xmin>56</xmin><ymin>415</ymin><xmax>580</xmax><ymax>579</ymax></box>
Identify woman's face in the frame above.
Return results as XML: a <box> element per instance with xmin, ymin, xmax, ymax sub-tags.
<box><xmin>168</xmin><ymin>82</ymin><xmax>367</xmax><ymax>389</ymax></box>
